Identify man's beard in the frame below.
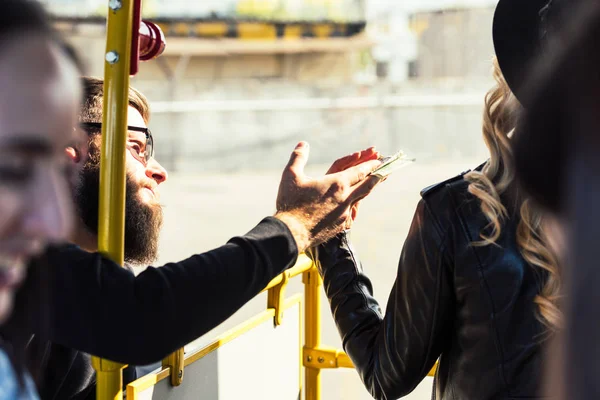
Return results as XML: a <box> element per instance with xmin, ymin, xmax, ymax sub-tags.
<box><xmin>74</xmin><ymin>162</ymin><xmax>163</xmax><ymax>265</ymax></box>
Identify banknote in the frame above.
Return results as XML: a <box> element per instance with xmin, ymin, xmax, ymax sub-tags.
<box><xmin>370</xmin><ymin>150</ymin><xmax>415</xmax><ymax>179</ymax></box>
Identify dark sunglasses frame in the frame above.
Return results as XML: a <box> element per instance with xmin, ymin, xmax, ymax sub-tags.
<box><xmin>79</xmin><ymin>122</ymin><xmax>154</xmax><ymax>162</ymax></box>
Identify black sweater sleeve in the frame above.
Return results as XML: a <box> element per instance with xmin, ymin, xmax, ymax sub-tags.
<box><xmin>42</xmin><ymin>216</ymin><xmax>298</xmax><ymax>365</ymax></box>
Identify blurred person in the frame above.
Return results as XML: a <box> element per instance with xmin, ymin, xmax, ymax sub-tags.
<box><xmin>510</xmin><ymin>0</ymin><xmax>600</xmax><ymax>398</ymax></box>
<box><xmin>309</xmin><ymin>1</ymin><xmax>567</xmax><ymax>398</ymax></box>
<box><xmin>0</xmin><ymin>0</ymin><xmax>83</xmax><ymax>397</ymax></box>
<box><xmin>26</xmin><ymin>76</ymin><xmax>386</xmax><ymax>399</ymax></box>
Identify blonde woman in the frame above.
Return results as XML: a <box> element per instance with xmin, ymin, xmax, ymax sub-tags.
<box><xmin>313</xmin><ymin>2</ymin><xmax>561</xmax><ymax>398</ymax></box>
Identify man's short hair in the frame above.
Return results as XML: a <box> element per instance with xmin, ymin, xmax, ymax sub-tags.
<box><xmin>79</xmin><ymin>77</ymin><xmax>151</xmax><ymax>164</ymax></box>
<box><xmin>80</xmin><ymin>76</ymin><xmax>151</xmax><ymax>133</ymax></box>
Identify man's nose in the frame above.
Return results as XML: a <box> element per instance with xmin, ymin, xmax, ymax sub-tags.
<box><xmin>145</xmin><ymin>158</ymin><xmax>168</xmax><ymax>184</ymax></box>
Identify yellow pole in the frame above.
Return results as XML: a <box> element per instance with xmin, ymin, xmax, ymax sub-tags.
<box><xmin>93</xmin><ymin>0</ymin><xmax>135</xmax><ymax>399</ymax></box>
<box><xmin>304</xmin><ymin>267</ymin><xmax>322</xmax><ymax>400</ymax></box>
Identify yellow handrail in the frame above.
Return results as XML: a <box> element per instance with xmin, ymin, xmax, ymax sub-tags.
<box><xmin>304</xmin><ymin>267</ymin><xmax>322</xmax><ymax>400</ymax></box>
<box><xmin>266</xmin><ymin>254</ymin><xmax>313</xmax><ymax>326</ymax></box>
<box><xmin>263</xmin><ymin>254</ymin><xmax>313</xmax><ymax>292</ymax></box>
<box><xmin>123</xmin><ymin>258</ymin><xmax>438</xmax><ymax>399</ymax></box>
<box><xmin>93</xmin><ymin>0</ymin><xmax>135</xmax><ymax>399</ymax></box>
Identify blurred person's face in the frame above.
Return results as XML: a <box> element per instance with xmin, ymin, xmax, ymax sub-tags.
<box><xmin>74</xmin><ymin>106</ymin><xmax>167</xmax><ymax>265</ymax></box>
<box><xmin>0</xmin><ymin>33</ymin><xmax>81</xmax><ymax>323</ymax></box>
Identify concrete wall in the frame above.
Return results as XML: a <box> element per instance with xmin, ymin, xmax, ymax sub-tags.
<box><xmin>409</xmin><ymin>7</ymin><xmax>496</xmax><ymax>79</ymax></box>
<box><xmin>64</xmin><ymin>5</ymin><xmax>497</xmax><ymax>174</ymax></box>
<box><xmin>133</xmin><ymin>79</ymin><xmax>491</xmax><ymax>173</ymax></box>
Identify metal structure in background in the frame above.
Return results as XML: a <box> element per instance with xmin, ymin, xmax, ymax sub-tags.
<box><xmin>44</xmin><ymin>0</ymin><xmax>367</xmax><ymax>23</ymax></box>
<box><xmin>52</xmin><ymin>16</ymin><xmax>366</xmax><ymax>39</ymax></box>
<box><xmin>47</xmin><ymin>0</ymin><xmax>367</xmax><ymax>40</ymax></box>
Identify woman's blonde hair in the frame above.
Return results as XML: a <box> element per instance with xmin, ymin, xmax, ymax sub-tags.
<box><xmin>464</xmin><ymin>57</ymin><xmax>562</xmax><ymax>332</ymax></box>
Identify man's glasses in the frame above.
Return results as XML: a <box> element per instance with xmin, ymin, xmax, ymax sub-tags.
<box><xmin>80</xmin><ymin>122</ymin><xmax>154</xmax><ymax>165</ymax></box>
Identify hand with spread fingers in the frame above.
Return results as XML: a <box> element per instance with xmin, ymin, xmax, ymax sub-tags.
<box><xmin>274</xmin><ymin>142</ymin><xmax>382</xmax><ymax>252</ymax></box>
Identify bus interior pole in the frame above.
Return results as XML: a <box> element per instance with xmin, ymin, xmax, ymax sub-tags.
<box><xmin>92</xmin><ymin>0</ymin><xmax>135</xmax><ymax>398</ymax></box>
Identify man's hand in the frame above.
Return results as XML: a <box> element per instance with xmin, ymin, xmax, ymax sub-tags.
<box><xmin>274</xmin><ymin>142</ymin><xmax>382</xmax><ymax>252</ymax></box>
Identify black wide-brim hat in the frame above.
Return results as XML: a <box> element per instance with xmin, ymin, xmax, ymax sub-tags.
<box><xmin>492</xmin><ymin>0</ymin><xmax>550</xmax><ymax>105</ymax></box>
<box><xmin>497</xmin><ymin>0</ymin><xmax>571</xmax><ymax>213</ymax></box>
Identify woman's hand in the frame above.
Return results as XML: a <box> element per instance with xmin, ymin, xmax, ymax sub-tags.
<box><xmin>326</xmin><ymin>147</ymin><xmax>380</xmax><ymax>229</ymax></box>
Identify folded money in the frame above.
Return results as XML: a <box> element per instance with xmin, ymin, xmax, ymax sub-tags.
<box><xmin>370</xmin><ymin>150</ymin><xmax>415</xmax><ymax>179</ymax></box>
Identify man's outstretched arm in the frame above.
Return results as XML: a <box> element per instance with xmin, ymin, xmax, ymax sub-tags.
<box><xmin>42</xmin><ymin>216</ymin><xmax>296</xmax><ymax>365</ymax></box>
<box><xmin>39</xmin><ymin>143</ymin><xmax>382</xmax><ymax>365</ymax></box>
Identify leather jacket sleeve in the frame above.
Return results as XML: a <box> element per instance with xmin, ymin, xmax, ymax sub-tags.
<box><xmin>313</xmin><ymin>199</ymin><xmax>455</xmax><ymax>400</ymax></box>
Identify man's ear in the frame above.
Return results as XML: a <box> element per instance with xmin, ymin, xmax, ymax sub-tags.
<box><xmin>65</xmin><ymin>146</ymin><xmax>83</xmax><ymax>164</ymax></box>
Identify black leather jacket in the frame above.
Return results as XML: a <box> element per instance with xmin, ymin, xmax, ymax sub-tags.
<box><xmin>313</xmin><ymin>170</ymin><xmax>547</xmax><ymax>400</ymax></box>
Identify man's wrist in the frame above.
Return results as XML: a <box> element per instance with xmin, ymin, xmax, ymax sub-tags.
<box><xmin>274</xmin><ymin>211</ymin><xmax>310</xmax><ymax>253</ymax></box>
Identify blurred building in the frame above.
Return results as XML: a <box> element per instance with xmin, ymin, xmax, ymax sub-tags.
<box><xmin>408</xmin><ymin>7</ymin><xmax>495</xmax><ymax>80</ymax></box>
<box><xmin>44</xmin><ymin>1</ymin><xmax>496</xmax><ymax>172</ymax></box>
<box><xmin>42</xmin><ymin>0</ymin><xmax>366</xmax><ymax>21</ymax></box>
